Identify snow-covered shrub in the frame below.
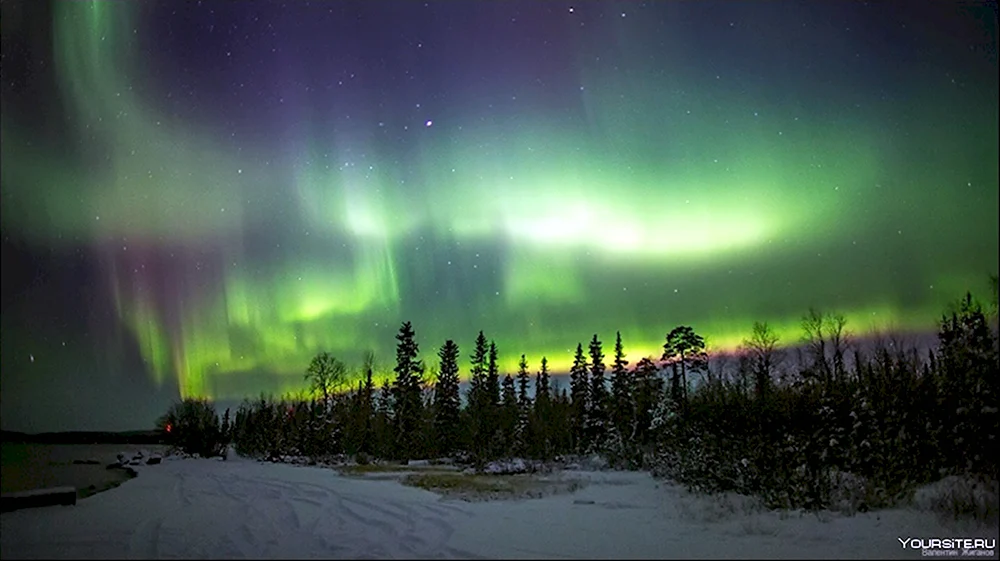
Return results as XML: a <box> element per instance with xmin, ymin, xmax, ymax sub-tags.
<box><xmin>603</xmin><ymin>429</ymin><xmax>642</xmax><ymax>470</ymax></box>
<box><xmin>912</xmin><ymin>474</ymin><xmax>999</xmax><ymax>523</ymax></box>
<box><xmin>827</xmin><ymin>470</ymin><xmax>871</xmax><ymax>515</ymax></box>
<box><xmin>676</xmin><ymin>489</ymin><xmax>765</xmax><ymax>523</ymax></box>
<box><xmin>579</xmin><ymin>454</ymin><xmax>609</xmax><ymax>472</ymax></box>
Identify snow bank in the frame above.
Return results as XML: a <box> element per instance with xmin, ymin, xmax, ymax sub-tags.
<box><xmin>2</xmin><ymin>456</ymin><xmax>996</xmax><ymax>559</ymax></box>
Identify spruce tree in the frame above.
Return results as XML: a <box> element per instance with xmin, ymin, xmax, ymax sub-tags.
<box><xmin>501</xmin><ymin>374</ymin><xmax>518</xmax><ymax>457</ymax></box>
<box><xmin>533</xmin><ymin>356</ymin><xmax>552</xmax><ymax>459</ymax></box>
<box><xmin>609</xmin><ymin>331</ymin><xmax>633</xmax><ymax>446</ymax></box>
<box><xmin>359</xmin><ymin>354</ymin><xmax>376</xmax><ymax>457</ymax></box>
<box><xmin>469</xmin><ymin>331</ymin><xmax>489</xmax><ymax>403</ymax></box>
<box><xmin>487</xmin><ymin>341</ymin><xmax>501</xmax><ymax>408</ymax></box>
<box><xmin>517</xmin><ymin>354</ymin><xmax>531</xmax><ymax>410</ymax></box>
<box><xmin>467</xmin><ymin>331</ymin><xmax>490</xmax><ymax>463</ymax></box>
<box><xmin>938</xmin><ymin>293</ymin><xmax>998</xmax><ymax>475</ymax></box>
<box><xmin>433</xmin><ymin>340</ymin><xmax>462</xmax><ymax>457</ymax></box>
<box><xmin>486</xmin><ymin>341</ymin><xmax>502</xmax><ymax>458</ymax></box>
<box><xmin>556</xmin><ymin>385</ymin><xmax>573</xmax><ymax>456</ymax></box>
<box><xmin>536</xmin><ymin>356</ymin><xmax>551</xmax><ymax>402</ymax></box>
<box><xmin>344</xmin><ymin>382</ymin><xmax>363</xmax><ymax>456</ymax></box>
<box><xmin>221</xmin><ymin>407</ymin><xmax>232</xmax><ymax>448</ymax></box>
<box><xmin>569</xmin><ymin>343</ymin><xmax>590</xmax><ymax>454</ymax></box>
<box><xmin>632</xmin><ymin>356</ymin><xmax>661</xmax><ymax>450</ymax></box>
<box><xmin>392</xmin><ymin>321</ymin><xmax>425</xmax><ymax>462</ymax></box>
<box><xmin>375</xmin><ymin>369</ymin><xmax>395</xmax><ymax>458</ymax></box>
<box><xmin>588</xmin><ymin>334</ymin><xmax>608</xmax><ymax>452</ymax></box>
<box><xmin>515</xmin><ymin>355</ymin><xmax>532</xmax><ymax>457</ymax></box>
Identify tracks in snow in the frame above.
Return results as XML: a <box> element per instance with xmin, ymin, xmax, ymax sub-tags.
<box><xmin>124</xmin><ymin>460</ymin><xmax>477</xmax><ymax>559</ymax></box>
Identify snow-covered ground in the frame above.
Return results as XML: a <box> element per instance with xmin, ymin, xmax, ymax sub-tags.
<box><xmin>1</xmin><ymin>453</ymin><xmax>995</xmax><ymax>559</ymax></box>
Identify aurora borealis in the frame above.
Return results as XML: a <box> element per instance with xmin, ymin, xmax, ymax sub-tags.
<box><xmin>1</xmin><ymin>1</ymin><xmax>997</xmax><ymax>432</ymax></box>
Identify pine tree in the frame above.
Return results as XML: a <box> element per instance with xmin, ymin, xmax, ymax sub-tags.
<box><xmin>662</xmin><ymin>326</ymin><xmax>707</xmax><ymax>413</ymax></box>
<box><xmin>569</xmin><ymin>343</ymin><xmax>590</xmax><ymax>454</ymax></box>
<box><xmin>392</xmin><ymin>321</ymin><xmax>425</xmax><ymax>463</ymax></box>
<box><xmin>588</xmin><ymin>334</ymin><xmax>608</xmax><ymax>452</ymax></box>
<box><xmin>433</xmin><ymin>340</ymin><xmax>462</xmax><ymax>457</ymax></box>
<box><xmin>609</xmin><ymin>331</ymin><xmax>633</xmax><ymax>445</ymax></box>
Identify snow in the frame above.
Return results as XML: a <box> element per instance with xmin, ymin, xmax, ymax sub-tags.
<box><xmin>1</xmin><ymin>455</ymin><xmax>996</xmax><ymax>559</ymax></box>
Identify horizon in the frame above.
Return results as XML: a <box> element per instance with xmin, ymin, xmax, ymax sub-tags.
<box><xmin>1</xmin><ymin>325</ymin><xmax>954</xmax><ymax>434</ymax></box>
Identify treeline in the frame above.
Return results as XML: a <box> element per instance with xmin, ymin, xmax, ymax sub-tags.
<box><xmin>657</xmin><ymin>293</ymin><xmax>998</xmax><ymax>512</ymax></box>
<box><xmin>165</xmin><ymin>283</ymin><xmax>998</xmax><ymax>513</ymax></box>
<box><xmin>227</xmin><ymin>323</ymin><xmax>672</xmax><ymax>468</ymax></box>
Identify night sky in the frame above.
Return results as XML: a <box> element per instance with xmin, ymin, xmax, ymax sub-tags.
<box><xmin>2</xmin><ymin>1</ymin><xmax>997</xmax><ymax>432</ymax></box>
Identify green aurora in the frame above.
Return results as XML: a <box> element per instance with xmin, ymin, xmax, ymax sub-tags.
<box><xmin>1</xmin><ymin>1</ymin><xmax>997</xmax><ymax>406</ymax></box>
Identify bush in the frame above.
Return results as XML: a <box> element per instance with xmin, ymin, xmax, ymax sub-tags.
<box><xmin>157</xmin><ymin>398</ymin><xmax>226</xmax><ymax>458</ymax></box>
<box><xmin>912</xmin><ymin>474</ymin><xmax>999</xmax><ymax>524</ymax></box>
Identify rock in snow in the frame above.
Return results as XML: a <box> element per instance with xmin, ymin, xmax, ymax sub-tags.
<box><xmin>483</xmin><ymin>458</ymin><xmax>530</xmax><ymax>475</ymax></box>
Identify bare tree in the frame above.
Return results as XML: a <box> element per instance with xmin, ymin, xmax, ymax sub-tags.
<box><xmin>828</xmin><ymin>313</ymin><xmax>849</xmax><ymax>382</ymax></box>
<box><xmin>743</xmin><ymin>321</ymin><xmax>781</xmax><ymax>399</ymax></box>
<box><xmin>990</xmin><ymin>274</ymin><xmax>999</xmax><ymax>335</ymax></box>
<box><xmin>305</xmin><ymin>352</ymin><xmax>348</xmax><ymax>406</ymax></box>
<box><xmin>802</xmin><ymin>308</ymin><xmax>829</xmax><ymax>382</ymax></box>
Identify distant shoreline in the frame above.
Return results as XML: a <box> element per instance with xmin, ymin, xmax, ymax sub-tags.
<box><xmin>1</xmin><ymin>430</ymin><xmax>165</xmax><ymax>446</ymax></box>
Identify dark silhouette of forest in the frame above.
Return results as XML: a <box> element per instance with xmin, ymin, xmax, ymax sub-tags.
<box><xmin>158</xmin><ymin>276</ymin><xmax>998</xmax><ymax>517</ymax></box>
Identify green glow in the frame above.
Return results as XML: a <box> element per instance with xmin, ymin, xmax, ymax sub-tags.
<box><xmin>2</xmin><ymin>2</ymin><xmax>996</xmax><ymax>401</ymax></box>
